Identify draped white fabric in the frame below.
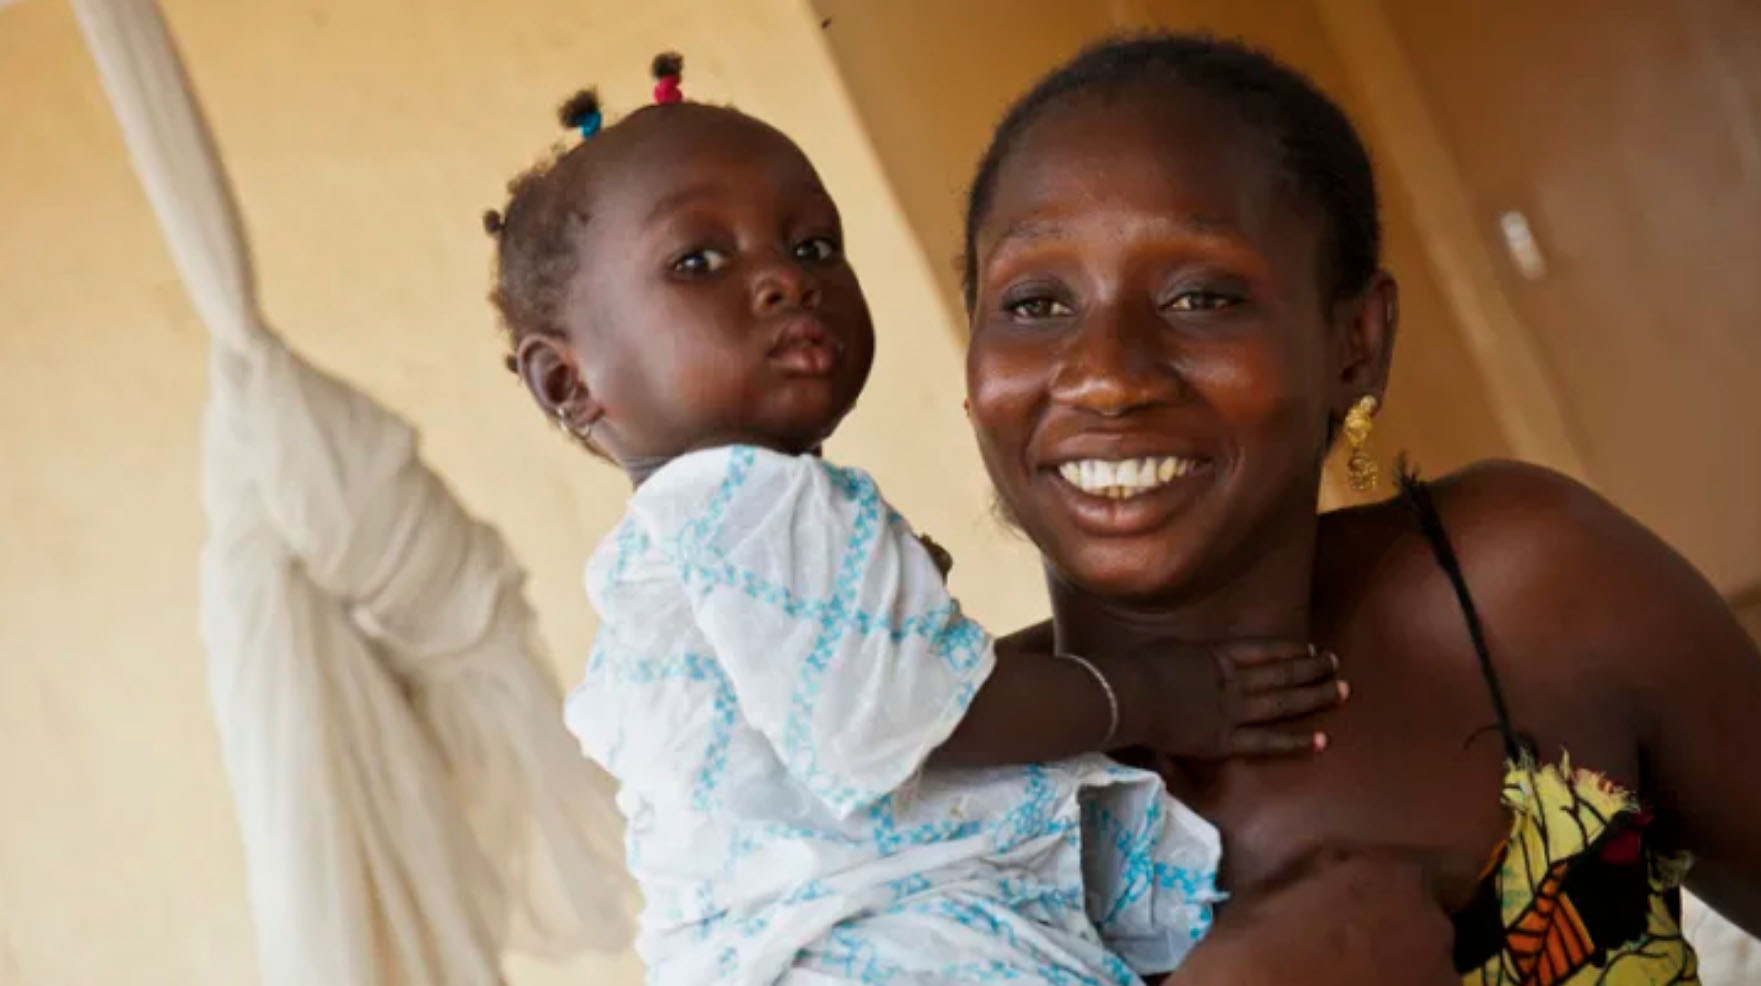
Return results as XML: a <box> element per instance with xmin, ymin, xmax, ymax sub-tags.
<box><xmin>70</xmin><ymin>1</ymin><xmax>634</xmax><ymax>983</ymax></box>
<box><xmin>1686</xmin><ymin>895</ymin><xmax>1759</xmax><ymax>985</ymax></box>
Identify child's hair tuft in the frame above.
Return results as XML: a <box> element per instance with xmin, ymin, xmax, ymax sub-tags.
<box><xmin>556</xmin><ymin>88</ymin><xmax>602</xmax><ymax>132</ymax></box>
<box><xmin>651</xmin><ymin>52</ymin><xmax>684</xmax><ymax>80</ymax></box>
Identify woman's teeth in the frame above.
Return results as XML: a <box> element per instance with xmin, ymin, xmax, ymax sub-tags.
<box><xmin>1056</xmin><ymin>457</ymin><xmax>1201</xmax><ymax>499</ymax></box>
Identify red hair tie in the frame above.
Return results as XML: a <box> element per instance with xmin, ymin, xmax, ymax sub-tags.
<box><xmin>652</xmin><ymin>52</ymin><xmax>684</xmax><ymax>105</ymax></box>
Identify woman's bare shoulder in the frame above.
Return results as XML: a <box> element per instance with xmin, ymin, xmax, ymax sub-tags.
<box><xmin>1324</xmin><ymin>458</ymin><xmax>1610</xmax><ymax>546</ymax></box>
<box><xmin>1325</xmin><ymin>458</ymin><xmax>1733</xmax><ymax>681</ymax></box>
<box><xmin>1413</xmin><ymin>458</ymin><xmax>1697</xmax><ymax>605</ymax></box>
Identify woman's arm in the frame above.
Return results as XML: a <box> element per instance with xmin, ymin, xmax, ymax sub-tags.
<box><xmin>1442</xmin><ymin>461</ymin><xmax>1761</xmax><ymax>935</ymax></box>
<box><xmin>1590</xmin><ymin>498</ymin><xmax>1761</xmax><ymax>933</ymax></box>
<box><xmin>1164</xmin><ymin>848</ymin><xmax>1456</xmax><ymax>986</ymax></box>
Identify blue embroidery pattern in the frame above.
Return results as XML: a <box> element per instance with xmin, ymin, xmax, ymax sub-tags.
<box><xmin>570</xmin><ymin>446</ymin><xmax>1222</xmax><ymax>985</ymax></box>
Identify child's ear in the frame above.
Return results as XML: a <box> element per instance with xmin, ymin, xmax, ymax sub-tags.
<box><xmin>515</xmin><ymin>333</ymin><xmax>604</xmax><ymax>430</ymax></box>
<box><xmin>1333</xmin><ymin>270</ymin><xmax>1398</xmax><ymax>409</ymax></box>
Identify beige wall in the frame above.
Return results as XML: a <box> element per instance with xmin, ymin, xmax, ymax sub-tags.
<box><xmin>0</xmin><ymin>1</ymin><xmax>1045</xmax><ymax>983</ymax></box>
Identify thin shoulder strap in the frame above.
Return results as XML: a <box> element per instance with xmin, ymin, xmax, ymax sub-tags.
<box><xmin>1397</xmin><ymin>466</ymin><xmax>1525</xmax><ymax>762</ymax></box>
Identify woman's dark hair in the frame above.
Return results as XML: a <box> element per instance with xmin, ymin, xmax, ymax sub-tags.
<box><xmin>483</xmin><ymin>53</ymin><xmax>686</xmax><ymax>373</ymax></box>
<box><xmin>962</xmin><ymin>33</ymin><xmax>1380</xmax><ymax>310</ymax></box>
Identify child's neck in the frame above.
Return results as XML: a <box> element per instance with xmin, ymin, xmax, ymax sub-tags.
<box><xmin>620</xmin><ymin>440</ymin><xmax>825</xmax><ymax>488</ymax></box>
<box><xmin>623</xmin><ymin>453</ymin><xmax>675</xmax><ymax>488</ymax></box>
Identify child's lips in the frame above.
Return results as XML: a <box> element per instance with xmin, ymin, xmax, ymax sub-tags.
<box><xmin>768</xmin><ymin>315</ymin><xmax>843</xmax><ymax>376</ymax></box>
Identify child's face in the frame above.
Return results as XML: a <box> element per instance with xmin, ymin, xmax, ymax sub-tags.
<box><xmin>565</xmin><ymin>109</ymin><xmax>874</xmax><ymax>467</ymax></box>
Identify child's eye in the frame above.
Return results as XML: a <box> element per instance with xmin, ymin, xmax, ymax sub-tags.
<box><xmin>1163</xmin><ymin>290</ymin><xmax>1240</xmax><ymax>312</ymax></box>
<box><xmin>672</xmin><ymin>248</ymin><xmax>730</xmax><ymax>276</ymax></box>
<box><xmin>1004</xmin><ymin>297</ymin><xmax>1075</xmax><ymax>320</ymax></box>
<box><xmin>793</xmin><ymin>237</ymin><xmax>840</xmax><ymax>263</ymax></box>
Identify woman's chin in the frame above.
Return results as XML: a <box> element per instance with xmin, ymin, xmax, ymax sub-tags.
<box><xmin>1028</xmin><ymin>475</ymin><xmax>1220</xmax><ymax>599</ymax></box>
<box><xmin>1048</xmin><ymin>536</ymin><xmax>1204</xmax><ymax>604</ymax></box>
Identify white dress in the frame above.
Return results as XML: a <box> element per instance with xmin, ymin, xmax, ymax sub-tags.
<box><xmin>566</xmin><ymin>446</ymin><xmax>1223</xmax><ymax>985</ymax></box>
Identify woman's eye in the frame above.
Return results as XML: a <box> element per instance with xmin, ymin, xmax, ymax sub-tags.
<box><xmin>1004</xmin><ymin>297</ymin><xmax>1075</xmax><ymax>319</ymax></box>
<box><xmin>672</xmin><ymin>248</ymin><xmax>730</xmax><ymax>276</ymax></box>
<box><xmin>1163</xmin><ymin>290</ymin><xmax>1239</xmax><ymax>312</ymax></box>
<box><xmin>793</xmin><ymin>237</ymin><xmax>841</xmax><ymax>263</ymax></box>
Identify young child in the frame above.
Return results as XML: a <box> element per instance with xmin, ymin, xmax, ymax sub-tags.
<box><xmin>483</xmin><ymin>55</ymin><xmax>1345</xmax><ymax>985</ymax></box>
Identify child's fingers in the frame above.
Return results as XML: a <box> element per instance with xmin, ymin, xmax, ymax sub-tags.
<box><xmin>916</xmin><ymin>534</ymin><xmax>953</xmax><ymax>579</ymax></box>
<box><xmin>1237</xmin><ymin>648</ymin><xmax>1338</xmax><ymax>694</ymax></box>
<box><xmin>1228</xmin><ymin>728</ymin><xmax>1329</xmax><ymax>757</ymax></box>
<box><xmin>1217</xmin><ymin>639</ymin><xmax>1315</xmax><ymax>667</ymax></box>
<box><xmin>1237</xmin><ymin>679</ymin><xmax>1349</xmax><ymax>725</ymax></box>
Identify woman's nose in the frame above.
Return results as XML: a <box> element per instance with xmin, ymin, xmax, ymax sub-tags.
<box><xmin>1047</xmin><ymin>303</ymin><xmax>1181</xmax><ymax>415</ymax></box>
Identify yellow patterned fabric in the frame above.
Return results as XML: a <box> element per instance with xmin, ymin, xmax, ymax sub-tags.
<box><xmin>1456</xmin><ymin>755</ymin><xmax>1697</xmax><ymax>986</ymax></box>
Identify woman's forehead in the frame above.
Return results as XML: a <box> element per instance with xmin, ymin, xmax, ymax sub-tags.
<box><xmin>982</xmin><ymin>94</ymin><xmax>1294</xmax><ymax>246</ymax></box>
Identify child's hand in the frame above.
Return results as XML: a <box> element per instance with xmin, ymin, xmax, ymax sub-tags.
<box><xmin>1143</xmin><ymin>640</ymin><xmax>1346</xmax><ymax>759</ymax></box>
<box><xmin>916</xmin><ymin>533</ymin><xmax>953</xmax><ymax>581</ymax></box>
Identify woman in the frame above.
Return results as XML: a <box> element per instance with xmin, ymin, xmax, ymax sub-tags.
<box><xmin>962</xmin><ymin>35</ymin><xmax>1761</xmax><ymax>985</ymax></box>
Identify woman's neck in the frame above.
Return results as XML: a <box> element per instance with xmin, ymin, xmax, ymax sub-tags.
<box><xmin>1048</xmin><ymin>519</ymin><xmax>1320</xmax><ymax>661</ymax></box>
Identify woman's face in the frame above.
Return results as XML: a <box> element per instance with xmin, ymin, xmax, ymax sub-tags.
<box><xmin>966</xmin><ymin>93</ymin><xmax>1385</xmax><ymax>603</ymax></box>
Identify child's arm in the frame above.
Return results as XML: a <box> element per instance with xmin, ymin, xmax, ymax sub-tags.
<box><xmin>930</xmin><ymin>637</ymin><xmax>1342</xmax><ymax>767</ymax></box>
<box><xmin>631</xmin><ymin>446</ymin><xmax>998</xmax><ymax>816</ymax></box>
<box><xmin>929</xmin><ymin>648</ymin><xmax>1145</xmax><ymax>765</ymax></box>
<box><xmin>632</xmin><ymin>446</ymin><xmax>1342</xmax><ymax>816</ymax></box>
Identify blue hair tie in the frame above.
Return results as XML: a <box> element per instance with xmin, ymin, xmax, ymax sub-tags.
<box><xmin>578</xmin><ymin>110</ymin><xmax>603</xmax><ymax>138</ymax></box>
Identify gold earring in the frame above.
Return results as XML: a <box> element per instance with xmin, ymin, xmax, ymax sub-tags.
<box><xmin>555</xmin><ymin>404</ymin><xmax>593</xmax><ymax>441</ymax></box>
<box><xmin>1343</xmin><ymin>395</ymin><xmax>1379</xmax><ymax>492</ymax></box>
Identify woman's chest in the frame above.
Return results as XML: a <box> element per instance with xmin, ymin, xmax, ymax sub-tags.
<box><xmin>1156</xmin><ymin>647</ymin><xmax>1641</xmax><ymax>911</ymax></box>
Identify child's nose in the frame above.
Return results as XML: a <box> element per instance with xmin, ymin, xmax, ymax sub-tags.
<box><xmin>752</xmin><ymin>260</ymin><xmax>821</xmax><ymax>314</ymax></box>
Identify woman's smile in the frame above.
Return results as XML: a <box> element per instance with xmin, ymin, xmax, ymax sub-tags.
<box><xmin>1045</xmin><ymin>456</ymin><xmax>1216</xmax><ymax>536</ymax></box>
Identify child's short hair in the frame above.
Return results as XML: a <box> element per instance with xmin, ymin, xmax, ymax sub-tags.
<box><xmin>482</xmin><ymin>53</ymin><xmax>687</xmax><ymax>374</ymax></box>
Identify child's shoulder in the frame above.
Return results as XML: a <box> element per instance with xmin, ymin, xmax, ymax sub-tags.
<box><xmin>584</xmin><ymin>510</ymin><xmax>659</xmax><ymax>600</ymax></box>
<box><xmin>628</xmin><ymin>444</ymin><xmax>900</xmax><ymax>549</ymax></box>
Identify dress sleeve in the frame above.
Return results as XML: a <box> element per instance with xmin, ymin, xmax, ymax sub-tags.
<box><xmin>630</xmin><ymin>445</ymin><xmax>996</xmax><ymax>817</ymax></box>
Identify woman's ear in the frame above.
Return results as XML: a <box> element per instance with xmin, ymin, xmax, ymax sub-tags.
<box><xmin>1334</xmin><ymin>270</ymin><xmax>1399</xmax><ymax>408</ymax></box>
<box><xmin>515</xmin><ymin>333</ymin><xmax>604</xmax><ymax>432</ymax></box>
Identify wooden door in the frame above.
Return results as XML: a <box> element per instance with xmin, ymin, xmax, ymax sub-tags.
<box><xmin>1384</xmin><ymin>0</ymin><xmax>1761</xmax><ymax>594</ymax></box>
